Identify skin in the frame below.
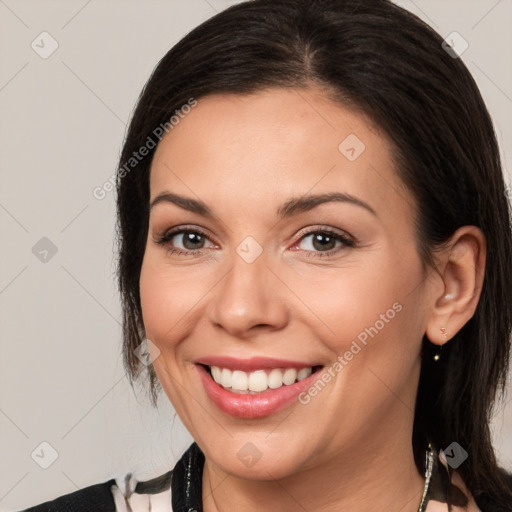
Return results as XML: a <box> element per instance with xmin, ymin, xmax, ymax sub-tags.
<box><xmin>139</xmin><ymin>87</ymin><xmax>485</xmax><ymax>512</ymax></box>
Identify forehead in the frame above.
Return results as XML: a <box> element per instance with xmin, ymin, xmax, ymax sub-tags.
<box><xmin>149</xmin><ymin>87</ymin><xmax>413</xmax><ymax>225</ymax></box>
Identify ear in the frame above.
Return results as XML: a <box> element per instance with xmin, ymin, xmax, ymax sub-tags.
<box><xmin>425</xmin><ymin>226</ymin><xmax>486</xmax><ymax>345</ymax></box>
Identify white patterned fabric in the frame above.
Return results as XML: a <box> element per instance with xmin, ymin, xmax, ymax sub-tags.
<box><xmin>110</xmin><ymin>469</ymin><xmax>174</xmax><ymax>512</ymax></box>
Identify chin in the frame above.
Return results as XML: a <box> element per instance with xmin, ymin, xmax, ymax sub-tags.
<box><xmin>202</xmin><ymin>433</ymin><xmax>315</xmax><ymax>481</ymax></box>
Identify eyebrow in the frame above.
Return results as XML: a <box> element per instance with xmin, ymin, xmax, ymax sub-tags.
<box><xmin>149</xmin><ymin>191</ymin><xmax>377</xmax><ymax>218</ymax></box>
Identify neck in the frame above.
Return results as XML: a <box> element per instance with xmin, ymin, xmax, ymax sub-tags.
<box><xmin>202</xmin><ymin>422</ymin><xmax>426</xmax><ymax>512</ymax></box>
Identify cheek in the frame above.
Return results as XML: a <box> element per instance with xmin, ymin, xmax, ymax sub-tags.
<box><xmin>290</xmin><ymin>260</ymin><xmax>411</xmax><ymax>344</ymax></box>
<box><xmin>139</xmin><ymin>249</ymin><xmax>222</xmax><ymax>353</ymax></box>
<box><xmin>288</xmin><ymin>251</ymin><xmax>426</xmax><ymax>386</ymax></box>
<box><xmin>139</xmin><ymin>256</ymin><xmax>193</xmax><ymax>348</ymax></box>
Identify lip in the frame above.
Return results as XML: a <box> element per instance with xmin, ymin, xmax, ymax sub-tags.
<box><xmin>194</xmin><ymin>355</ymin><xmax>320</xmax><ymax>372</ymax></box>
<box><xmin>196</xmin><ymin>363</ymin><xmax>323</xmax><ymax>419</ymax></box>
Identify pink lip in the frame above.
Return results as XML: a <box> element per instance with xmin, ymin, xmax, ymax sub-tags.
<box><xmin>196</xmin><ymin>363</ymin><xmax>323</xmax><ymax>419</ymax></box>
<box><xmin>194</xmin><ymin>355</ymin><xmax>320</xmax><ymax>372</ymax></box>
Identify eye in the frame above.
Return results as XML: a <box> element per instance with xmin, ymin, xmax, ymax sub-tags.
<box><xmin>154</xmin><ymin>225</ymin><xmax>355</xmax><ymax>259</ymax></box>
<box><xmin>155</xmin><ymin>226</ymin><xmax>216</xmax><ymax>256</ymax></box>
<box><xmin>292</xmin><ymin>228</ymin><xmax>355</xmax><ymax>258</ymax></box>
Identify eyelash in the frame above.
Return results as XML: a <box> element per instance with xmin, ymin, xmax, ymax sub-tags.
<box><xmin>155</xmin><ymin>225</ymin><xmax>355</xmax><ymax>259</ymax></box>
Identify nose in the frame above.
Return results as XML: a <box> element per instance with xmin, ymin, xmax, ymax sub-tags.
<box><xmin>209</xmin><ymin>248</ymin><xmax>289</xmax><ymax>338</ymax></box>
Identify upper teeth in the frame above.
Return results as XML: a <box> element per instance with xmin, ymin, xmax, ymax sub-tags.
<box><xmin>210</xmin><ymin>366</ymin><xmax>313</xmax><ymax>393</ymax></box>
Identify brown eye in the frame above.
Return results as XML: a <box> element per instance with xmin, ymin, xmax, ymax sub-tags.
<box><xmin>156</xmin><ymin>227</ymin><xmax>216</xmax><ymax>255</ymax></box>
<box><xmin>175</xmin><ymin>231</ymin><xmax>207</xmax><ymax>250</ymax></box>
<box><xmin>295</xmin><ymin>229</ymin><xmax>354</xmax><ymax>257</ymax></box>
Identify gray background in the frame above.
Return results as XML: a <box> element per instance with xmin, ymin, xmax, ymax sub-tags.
<box><xmin>0</xmin><ymin>1</ymin><xmax>511</xmax><ymax>510</ymax></box>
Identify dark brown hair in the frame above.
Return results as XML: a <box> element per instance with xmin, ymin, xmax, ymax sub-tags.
<box><xmin>115</xmin><ymin>0</ymin><xmax>512</xmax><ymax>508</ymax></box>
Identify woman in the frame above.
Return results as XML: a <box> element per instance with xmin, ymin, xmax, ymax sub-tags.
<box><xmin>23</xmin><ymin>0</ymin><xmax>512</xmax><ymax>510</ymax></box>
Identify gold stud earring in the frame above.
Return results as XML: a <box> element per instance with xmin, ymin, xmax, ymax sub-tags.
<box><xmin>433</xmin><ymin>328</ymin><xmax>448</xmax><ymax>362</ymax></box>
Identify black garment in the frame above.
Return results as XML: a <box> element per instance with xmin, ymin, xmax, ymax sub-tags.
<box><xmin>20</xmin><ymin>444</ymin><xmax>204</xmax><ymax>512</ymax></box>
<box><xmin>22</xmin><ymin>480</ymin><xmax>117</xmax><ymax>512</ymax></box>
<box><xmin>20</xmin><ymin>442</ymin><xmax>512</xmax><ymax>511</ymax></box>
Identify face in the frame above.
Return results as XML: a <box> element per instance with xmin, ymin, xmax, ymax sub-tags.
<box><xmin>139</xmin><ymin>87</ymin><xmax>435</xmax><ymax>480</ymax></box>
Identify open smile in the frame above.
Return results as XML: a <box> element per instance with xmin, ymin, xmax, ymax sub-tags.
<box><xmin>194</xmin><ymin>357</ymin><xmax>325</xmax><ymax>419</ymax></box>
